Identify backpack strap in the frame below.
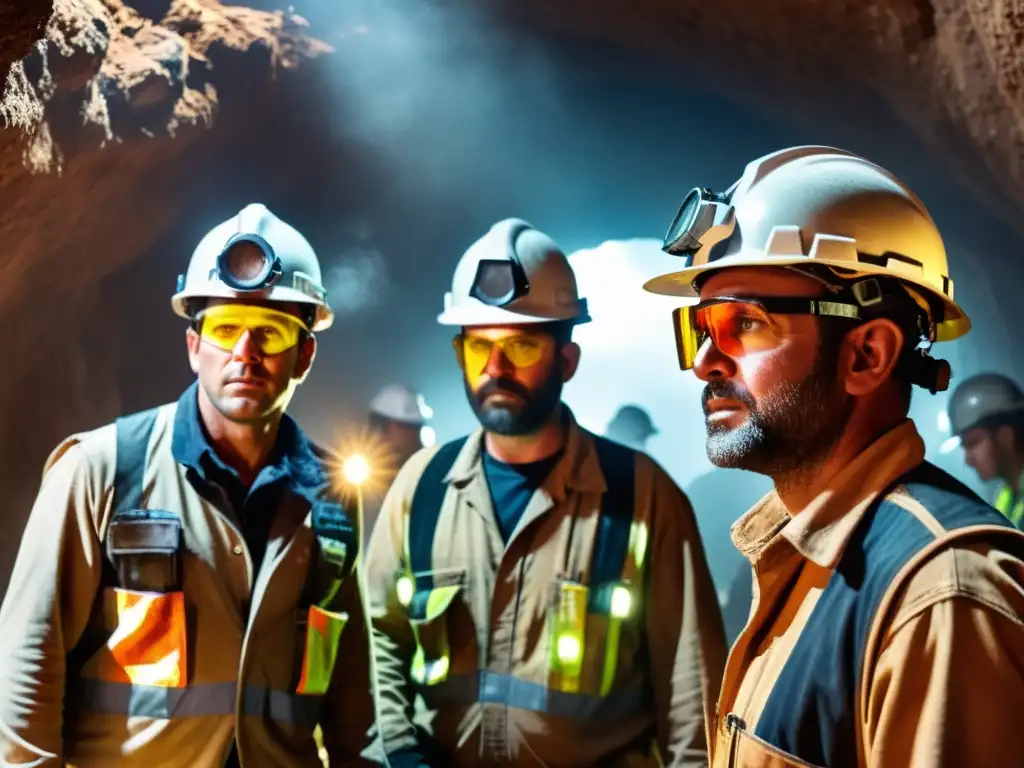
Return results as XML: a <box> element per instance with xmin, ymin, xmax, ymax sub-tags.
<box><xmin>106</xmin><ymin>408</ymin><xmax>182</xmax><ymax>593</ymax></box>
<box><xmin>112</xmin><ymin>408</ymin><xmax>160</xmax><ymax>514</ymax></box>
<box><xmin>588</xmin><ymin>436</ymin><xmax>637</xmax><ymax>612</ymax></box>
<box><xmin>407</xmin><ymin>437</ymin><xmax>470</xmax><ymax>582</ymax></box>
<box><xmin>309</xmin><ymin>498</ymin><xmax>359</xmax><ymax>609</ymax></box>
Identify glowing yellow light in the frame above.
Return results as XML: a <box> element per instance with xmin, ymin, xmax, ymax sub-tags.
<box><xmin>610</xmin><ymin>586</ymin><xmax>632</xmax><ymax>619</ymax></box>
<box><xmin>556</xmin><ymin>634</ymin><xmax>581</xmax><ymax>663</ymax></box>
<box><xmin>396</xmin><ymin>575</ymin><xmax>414</xmax><ymax>606</ymax></box>
<box><xmin>342</xmin><ymin>454</ymin><xmax>370</xmax><ymax>486</ymax></box>
<box><xmin>427</xmin><ymin>655</ymin><xmax>449</xmax><ymax>683</ymax></box>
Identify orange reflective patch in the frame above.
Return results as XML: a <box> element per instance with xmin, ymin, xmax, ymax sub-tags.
<box><xmin>104</xmin><ymin>589</ymin><xmax>187</xmax><ymax>688</ymax></box>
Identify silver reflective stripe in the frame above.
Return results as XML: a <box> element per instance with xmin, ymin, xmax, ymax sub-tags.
<box><xmin>417</xmin><ymin>672</ymin><xmax>649</xmax><ymax>720</ymax></box>
<box><xmin>70</xmin><ymin>679</ymin><xmax>323</xmax><ymax>727</ymax></box>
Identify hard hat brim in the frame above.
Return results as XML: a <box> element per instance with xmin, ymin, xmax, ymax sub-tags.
<box><xmin>171</xmin><ymin>285</ymin><xmax>334</xmax><ymax>331</ymax></box>
<box><xmin>437</xmin><ymin>300</ymin><xmax>590</xmax><ymax>328</ymax></box>
<box><xmin>642</xmin><ymin>254</ymin><xmax>970</xmax><ymax>342</ymax></box>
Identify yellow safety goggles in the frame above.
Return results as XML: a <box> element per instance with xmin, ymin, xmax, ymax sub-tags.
<box><xmin>453</xmin><ymin>332</ymin><xmax>552</xmax><ymax>374</ymax></box>
<box><xmin>197</xmin><ymin>303</ymin><xmax>309</xmax><ymax>356</ymax></box>
<box><xmin>673</xmin><ymin>295</ymin><xmax>860</xmax><ymax>370</ymax></box>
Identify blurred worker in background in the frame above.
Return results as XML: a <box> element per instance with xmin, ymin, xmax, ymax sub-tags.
<box><xmin>368</xmin><ymin>383</ymin><xmax>432</xmax><ymax>468</ymax></box>
<box><xmin>0</xmin><ymin>204</ymin><xmax>375</xmax><ymax>767</ymax></box>
<box><xmin>644</xmin><ymin>145</ymin><xmax>1024</xmax><ymax>766</ymax></box>
<box><xmin>366</xmin><ymin>218</ymin><xmax>726</xmax><ymax>766</ymax></box>
<box><xmin>363</xmin><ymin>383</ymin><xmax>433</xmax><ymax>537</ymax></box>
<box><xmin>948</xmin><ymin>372</ymin><xmax>1024</xmax><ymax>529</ymax></box>
<box><xmin>604</xmin><ymin>403</ymin><xmax>658</xmax><ymax>451</ymax></box>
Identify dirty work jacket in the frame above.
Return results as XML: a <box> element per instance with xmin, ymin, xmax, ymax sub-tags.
<box><xmin>366</xmin><ymin>412</ymin><xmax>727</xmax><ymax>767</ymax></box>
<box><xmin>711</xmin><ymin>420</ymin><xmax>1024</xmax><ymax>767</ymax></box>
<box><xmin>0</xmin><ymin>387</ymin><xmax>376</xmax><ymax>767</ymax></box>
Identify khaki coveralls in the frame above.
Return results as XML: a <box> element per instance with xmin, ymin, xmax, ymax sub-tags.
<box><xmin>367</xmin><ymin>413</ymin><xmax>727</xmax><ymax>766</ymax></box>
<box><xmin>711</xmin><ymin>421</ymin><xmax>1024</xmax><ymax>767</ymax></box>
<box><xmin>0</xmin><ymin>397</ymin><xmax>376</xmax><ymax>767</ymax></box>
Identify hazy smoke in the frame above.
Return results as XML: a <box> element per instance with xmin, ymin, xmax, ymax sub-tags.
<box><xmin>315</xmin><ymin>0</ymin><xmax>567</xmax><ymax>201</ymax></box>
<box><xmin>323</xmin><ymin>247</ymin><xmax>391</xmax><ymax>316</ymax></box>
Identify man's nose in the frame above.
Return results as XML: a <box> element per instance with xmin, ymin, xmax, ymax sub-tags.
<box><xmin>484</xmin><ymin>344</ymin><xmax>514</xmax><ymax>378</ymax></box>
<box><xmin>692</xmin><ymin>338</ymin><xmax>737</xmax><ymax>382</ymax></box>
<box><xmin>231</xmin><ymin>330</ymin><xmax>262</xmax><ymax>364</ymax></box>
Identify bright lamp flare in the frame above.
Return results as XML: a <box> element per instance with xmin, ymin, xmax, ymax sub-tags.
<box><xmin>342</xmin><ymin>454</ymin><xmax>370</xmax><ymax>486</ymax></box>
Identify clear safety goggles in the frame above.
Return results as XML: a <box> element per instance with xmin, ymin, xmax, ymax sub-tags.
<box><xmin>673</xmin><ymin>295</ymin><xmax>860</xmax><ymax>370</ymax></box>
<box><xmin>662</xmin><ymin>185</ymin><xmax>738</xmax><ymax>262</ymax></box>
<box><xmin>196</xmin><ymin>303</ymin><xmax>309</xmax><ymax>356</ymax></box>
<box><xmin>453</xmin><ymin>332</ymin><xmax>552</xmax><ymax>374</ymax></box>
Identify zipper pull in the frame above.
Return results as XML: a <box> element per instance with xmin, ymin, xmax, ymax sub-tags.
<box><xmin>726</xmin><ymin>713</ymin><xmax>746</xmax><ymax>734</ymax></box>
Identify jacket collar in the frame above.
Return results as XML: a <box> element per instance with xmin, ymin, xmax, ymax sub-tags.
<box><xmin>730</xmin><ymin>419</ymin><xmax>926</xmax><ymax>570</ymax></box>
<box><xmin>170</xmin><ymin>381</ymin><xmax>327</xmax><ymax>500</ymax></box>
<box><xmin>444</xmin><ymin>405</ymin><xmax>607</xmax><ymax>500</ymax></box>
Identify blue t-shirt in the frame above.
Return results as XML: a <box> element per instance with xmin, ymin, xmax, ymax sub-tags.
<box><xmin>482</xmin><ymin>450</ymin><xmax>562</xmax><ymax>542</ymax></box>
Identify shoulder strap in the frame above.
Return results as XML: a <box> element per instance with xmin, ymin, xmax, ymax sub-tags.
<box><xmin>588</xmin><ymin>436</ymin><xmax>637</xmax><ymax>610</ymax></box>
<box><xmin>310</xmin><ymin>499</ymin><xmax>358</xmax><ymax>583</ymax></box>
<box><xmin>113</xmin><ymin>408</ymin><xmax>160</xmax><ymax>515</ymax></box>
<box><xmin>407</xmin><ymin>437</ymin><xmax>470</xmax><ymax>578</ymax></box>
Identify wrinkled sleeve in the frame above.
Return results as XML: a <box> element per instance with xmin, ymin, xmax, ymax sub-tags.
<box><xmin>643</xmin><ymin>460</ymin><xmax>727</xmax><ymax>768</ymax></box>
<box><xmin>865</xmin><ymin>543</ymin><xmax>1024</xmax><ymax>766</ymax></box>
<box><xmin>0</xmin><ymin>440</ymin><xmax>106</xmax><ymax>766</ymax></box>
<box><xmin>320</xmin><ymin>543</ymin><xmax>381</xmax><ymax>765</ymax></box>
<box><xmin>364</xmin><ymin>452</ymin><xmax>435</xmax><ymax>768</ymax></box>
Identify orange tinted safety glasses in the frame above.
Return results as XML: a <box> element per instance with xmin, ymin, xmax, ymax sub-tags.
<box><xmin>672</xmin><ymin>296</ymin><xmax>860</xmax><ymax>370</ymax></box>
<box><xmin>453</xmin><ymin>333</ymin><xmax>552</xmax><ymax>378</ymax></box>
<box><xmin>197</xmin><ymin>303</ymin><xmax>309</xmax><ymax>357</ymax></box>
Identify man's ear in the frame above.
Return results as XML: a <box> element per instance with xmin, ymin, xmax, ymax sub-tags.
<box><xmin>840</xmin><ymin>318</ymin><xmax>904</xmax><ymax>397</ymax></box>
<box><xmin>293</xmin><ymin>334</ymin><xmax>317</xmax><ymax>382</ymax></box>
<box><xmin>995</xmin><ymin>424</ymin><xmax>1017</xmax><ymax>454</ymax></box>
<box><xmin>186</xmin><ymin>327</ymin><xmax>201</xmax><ymax>374</ymax></box>
<box><xmin>559</xmin><ymin>341</ymin><xmax>581</xmax><ymax>383</ymax></box>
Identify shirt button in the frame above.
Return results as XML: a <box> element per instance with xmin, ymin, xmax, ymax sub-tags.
<box><xmin>232</xmin><ymin>544</ymin><xmax>243</xmax><ymax>556</ymax></box>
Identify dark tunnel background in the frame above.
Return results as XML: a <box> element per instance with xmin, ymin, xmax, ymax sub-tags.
<box><xmin>4</xmin><ymin>2</ymin><xmax>1024</xmax><ymax>639</ymax></box>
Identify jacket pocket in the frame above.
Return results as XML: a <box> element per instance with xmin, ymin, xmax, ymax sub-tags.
<box><xmin>723</xmin><ymin>714</ymin><xmax>825</xmax><ymax>768</ymax></box>
<box><xmin>96</xmin><ymin>587</ymin><xmax>188</xmax><ymax>688</ymax></box>
<box><xmin>401</xmin><ymin>567</ymin><xmax>468</xmax><ymax>687</ymax></box>
<box><xmin>547</xmin><ymin>579</ymin><xmax>640</xmax><ymax>696</ymax></box>
<box><xmin>296</xmin><ymin>604</ymin><xmax>349</xmax><ymax>696</ymax></box>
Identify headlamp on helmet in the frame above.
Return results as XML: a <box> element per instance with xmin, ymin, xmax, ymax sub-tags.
<box><xmin>662</xmin><ymin>185</ymin><xmax>738</xmax><ymax>262</ymax></box>
<box><xmin>208</xmin><ymin>234</ymin><xmax>284</xmax><ymax>292</ymax></box>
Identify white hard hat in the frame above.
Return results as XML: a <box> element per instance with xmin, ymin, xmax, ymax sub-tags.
<box><xmin>171</xmin><ymin>203</ymin><xmax>334</xmax><ymax>331</ymax></box>
<box><xmin>369</xmin><ymin>384</ymin><xmax>430</xmax><ymax>425</ymax></box>
<box><xmin>644</xmin><ymin>146</ymin><xmax>969</xmax><ymax>342</ymax></box>
<box><xmin>948</xmin><ymin>373</ymin><xmax>1024</xmax><ymax>436</ymax></box>
<box><xmin>437</xmin><ymin>218</ymin><xmax>590</xmax><ymax>327</ymax></box>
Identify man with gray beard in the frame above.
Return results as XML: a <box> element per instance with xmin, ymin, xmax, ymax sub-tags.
<box><xmin>364</xmin><ymin>218</ymin><xmax>725</xmax><ymax>767</ymax></box>
<box><xmin>644</xmin><ymin>145</ymin><xmax>1024</xmax><ymax>767</ymax></box>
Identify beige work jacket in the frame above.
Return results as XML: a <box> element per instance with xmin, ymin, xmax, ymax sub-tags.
<box><xmin>711</xmin><ymin>421</ymin><xmax>1024</xmax><ymax>767</ymax></box>
<box><xmin>0</xmin><ymin>400</ymin><xmax>376</xmax><ymax>767</ymax></box>
<box><xmin>367</xmin><ymin>413</ymin><xmax>726</xmax><ymax>766</ymax></box>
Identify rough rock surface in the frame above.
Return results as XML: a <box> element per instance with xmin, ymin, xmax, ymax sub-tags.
<box><xmin>0</xmin><ymin>0</ymin><xmax>329</xmax><ymax>575</ymax></box>
<box><xmin>496</xmin><ymin>0</ymin><xmax>1024</xmax><ymax>229</ymax></box>
<box><xmin>1</xmin><ymin>0</ymin><xmax>1023</xmax><ymax>587</ymax></box>
<box><xmin>0</xmin><ymin>1</ymin><xmax>54</xmax><ymax>75</ymax></box>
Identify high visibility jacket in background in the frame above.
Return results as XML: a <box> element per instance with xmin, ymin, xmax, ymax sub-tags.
<box><xmin>994</xmin><ymin>469</ymin><xmax>1024</xmax><ymax>529</ymax></box>
<box><xmin>366</xmin><ymin>410</ymin><xmax>727</xmax><ymax>766</ymax></box>
<box><xmin>0</xmin><ymin>388</ymin><xmax>377</xmax><ymax>767</ymax></box>
<box><xmin>711</xmin><ymin>420</ymin><xmax>1024</xmax><ymax>767</ymax></box>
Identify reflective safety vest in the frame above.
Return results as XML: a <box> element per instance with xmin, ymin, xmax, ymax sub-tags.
<box><xmin>394</xmin><ymin>435</ymin><xmax>640</xmax><ymax>697</ymax></box>
<box><xmin>66</xmin><ymin>407</ymin><xmax>358</xmax><ymax>745</ymax></box>
<box><xmin>995</xmin><ymin>476</ymin><xmax>1024</xmax><ymax>530</ymax></box>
